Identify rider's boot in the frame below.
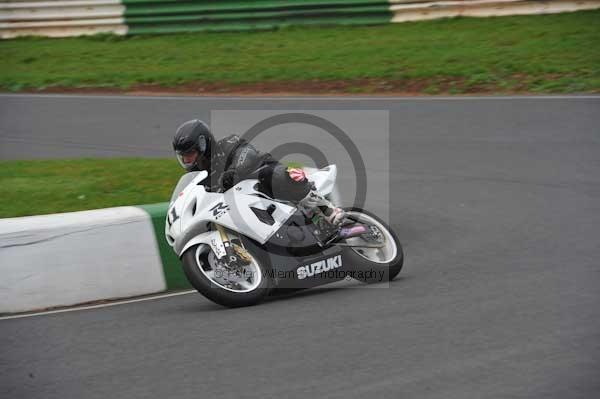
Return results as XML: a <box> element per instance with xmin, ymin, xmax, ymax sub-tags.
<box><xmin>298</xmin><ymin>189</ymin><xmax>345</xmax><ymax>243</ymax></box>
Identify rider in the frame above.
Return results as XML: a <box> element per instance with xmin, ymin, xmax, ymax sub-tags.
<box><xmin>172</xmin><ymin>119</ymin><xmax>345</xmax><ymax>235</ymax></box>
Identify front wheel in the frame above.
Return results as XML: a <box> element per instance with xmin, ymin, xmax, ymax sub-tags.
<box><xmin>341</xmin><ymin>208</ymin><xmax>404</xmax><ymax>283</ymax></box>
<box><xmin>181</xmin><ymin>241</ymin><xmax>272</xmax><ymax>308</ymax></box>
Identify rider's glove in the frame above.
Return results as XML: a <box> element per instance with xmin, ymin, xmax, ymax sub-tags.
<box><xmin>219</xmin><ymin>170</ymin><xmax>236</xmax><ymax>191</ymax></box>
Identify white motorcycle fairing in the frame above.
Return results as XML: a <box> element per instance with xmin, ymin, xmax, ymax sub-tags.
<box><xmin>165</xmin><ymin>166</ymin><xmax>338</xmax><ymax>258</ymax></box>
<box><xmin>304</xmin><ymin>165</ymin><xmax>337</xmax><ymax>197</ymax></box>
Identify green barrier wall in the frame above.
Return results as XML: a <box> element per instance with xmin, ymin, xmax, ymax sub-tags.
<box><xmin>137</xmin><ymin>203</ymin><xmax>192</xmax><ymax>291</ymax></box>
<box><xmin>123</xmin><ymin>0</ymin><xmax>392</xmax><ymax>35</ymax></box>
<box><xmin>4</xmin><ymin>1</ymin><xmax>600</xmax><ymax>39</ymax></box>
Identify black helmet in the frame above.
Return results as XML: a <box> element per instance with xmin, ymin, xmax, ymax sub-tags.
<box><xmin>173</xmin><ymin>119</ymin><xmax>213</xmax><ymax>172</ymax></box>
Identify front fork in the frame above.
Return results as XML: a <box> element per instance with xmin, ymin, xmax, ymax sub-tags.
<box><xmin>215</xmin><ymin>223</ymin><xmax>237</xmax><ymax>264</ymax></box>
<box><xmin>214</xmin><ymin>223</ymin><xmax>252</xmax><ymax>266</ymax></box>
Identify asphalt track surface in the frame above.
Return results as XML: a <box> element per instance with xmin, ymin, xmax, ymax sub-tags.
<box><xmin>1</xmin><ymin>94</ymin><xmax>600</xmax><ymax>399</ymax></box>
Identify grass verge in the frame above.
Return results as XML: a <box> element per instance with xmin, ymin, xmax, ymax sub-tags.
<box><xmin>1</xmin><ymin>11</ymin><xmax>599</xmax><ymax>94</ymax></box>
<box><xmin>0</xmin><ymin>159</ymin><xmax>181</xmax><ymax>218</ymax></box>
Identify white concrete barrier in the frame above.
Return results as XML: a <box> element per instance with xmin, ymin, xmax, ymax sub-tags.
<box><xmin>0</xmin><ymin>0</ymin><xmax>127</xmax><ymax>38</ymax></box>
<box><xmin>2</xmin><ymin>0</ymin><xmax>600</xmax><ymax>39</ymax></box>
<box><xmin>0</xmin><ymin>207</ymin><xmax>166</xmax><ymax>314</ymax></box>
<box><xmin>390</xmin><ymin>0</ymin><xmax>600</xmax><ymax>22</ymax></box>
<box><xmin>0</xmin><ymin>0</ymin><xmax>124</xmax><ymax>22</ymax></box>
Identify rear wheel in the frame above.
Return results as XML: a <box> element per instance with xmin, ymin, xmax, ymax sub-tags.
<box><xmin>342</xmin><ymin>208</ymin><xmax>404</xmax><ymax>283</ymax></box>
<box><xmin>181</xmin><ymin>241</ymin><xmax>272</xmax><ymax>307</ymax></box>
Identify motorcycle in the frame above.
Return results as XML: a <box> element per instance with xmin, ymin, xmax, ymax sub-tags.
<box><xmin>165</xmin><ymin>165</ymin><xmax>403</xmax><ymax>307</ymax></box>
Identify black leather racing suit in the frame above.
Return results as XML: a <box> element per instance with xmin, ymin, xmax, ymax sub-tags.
<box><xmin>202</xmin><ymin>135</ymin><xmax>311</xmax><ymax>201</ymax></box>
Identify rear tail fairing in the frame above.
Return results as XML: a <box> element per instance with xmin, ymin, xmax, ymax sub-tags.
<box><xmin>304</xmin><ymin>165</ymin><xmax>337</xmax><ymax>197</ymax></box>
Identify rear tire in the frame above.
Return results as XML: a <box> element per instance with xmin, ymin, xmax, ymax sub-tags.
<box><xmin>342</xmin><ymin>207</ymin><xmax>404</xmax><ymax>284</ymax></box>
<box><xmin>181</xmin><ymin>242</ymin><xmax>272</xmax><ymax>308</ymax></box>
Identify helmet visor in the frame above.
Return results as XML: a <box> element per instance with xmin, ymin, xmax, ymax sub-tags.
<box><xmin>175</xmin><ymin>149</ymin><xmax>200</xmax><ymax>171</ymax></box>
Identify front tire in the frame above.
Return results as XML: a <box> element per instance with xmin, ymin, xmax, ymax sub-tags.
<box><xmin>342</xmin><ymin>208</ymin><xmax>404</xmax><ymax>283</ymax></box>
<box><xmin>181</xmin><ymin>242</ymin><xmax>272</xmax><ymax>308</ymax></box>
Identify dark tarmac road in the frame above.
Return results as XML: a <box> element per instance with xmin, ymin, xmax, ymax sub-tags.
<box><xmin>1</xmin><ymin>94</ymin><xmax>599</xmax><ymax>399</ymax></box>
